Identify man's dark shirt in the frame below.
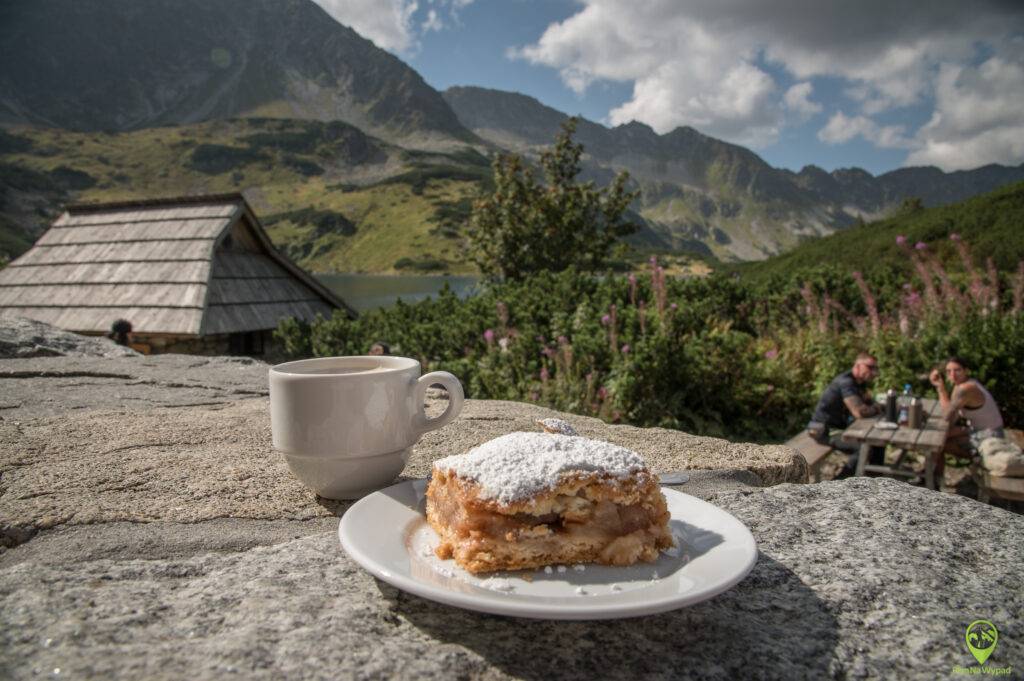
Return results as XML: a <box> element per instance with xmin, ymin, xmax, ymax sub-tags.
<box><xmin>811</xmin><ymin>371</ymin><xmax>867</xmax><ymax>430</ymax></box>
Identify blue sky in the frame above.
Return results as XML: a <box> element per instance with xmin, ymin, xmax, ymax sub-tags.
<box><xmin>313</xmin><ymin>0</ymin><xmax>1024</xmax><ymax>176</ymax></box>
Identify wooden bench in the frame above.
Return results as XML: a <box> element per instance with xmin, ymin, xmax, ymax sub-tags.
<box><xmin>785</xmin><ymin>431</ymin><xmax>833</xmax><ymax>483</ymax></box>
<box><xmin>974</xmin><ymin>428</ymin><xmax>1024</xmax><ymax>504</ymax></box>
<box><xmin>975</xmin><ymin>471</ymin><xmax>1024</xmax><ymax>504</ymax></box>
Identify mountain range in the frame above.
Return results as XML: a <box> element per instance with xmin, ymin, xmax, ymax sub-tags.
<box><xmin>443</xmin><ymin>86</ymin><xmax>1024</xmax><ymax>259</ymax></box>
<box><xmin>1</xmin><ymin>0</ymin><xmax>1022</xmax><ymax>268</ymax></box>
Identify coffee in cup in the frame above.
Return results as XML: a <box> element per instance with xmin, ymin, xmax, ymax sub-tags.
<box><xmin>269</xmin><ymin>356</ymin><xmax>464</xmax><ymax>499</ymax></box>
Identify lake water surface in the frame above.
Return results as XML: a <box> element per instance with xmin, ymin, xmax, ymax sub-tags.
<box><xmin>315</xmin><ymin>273</ymin><xmax>480</xmax><ymax>312</ymax></box>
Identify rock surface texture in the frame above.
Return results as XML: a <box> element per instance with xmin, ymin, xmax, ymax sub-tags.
<box><xmin>0</xmin><ymin>322</ymin><xmax>1020</xmax><ymax>679</ymax></box>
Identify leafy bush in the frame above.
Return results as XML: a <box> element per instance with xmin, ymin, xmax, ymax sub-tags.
<box><xmin>283</xmin><ymin>155</ymin><xmax>324</xmax><ymax>177</ymax></box>
<box><xmin>277</xmin><ymin>235</ymin><xmax>1024</xmax><ymax>443</ymax></box>
<box><xmin>393</xmin><ymin>257</ymin><xmax>449</xmax><ymax>272</ymax></box>
<box><xmin>468</xmin><ymin>118</ymin><xmax>638</xmax><ymax>280</ymax></box>
<box><xmin>187</xmin><ymin>144</ymin><xmax>267</xmax><ymax>174</ymax></box>
<box><xmin>264</xmin><ymin>207</ymin><xmax>356</xmax><ymax>237</ymax></box>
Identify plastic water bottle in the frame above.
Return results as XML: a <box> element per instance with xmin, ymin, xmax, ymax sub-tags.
<box><xmin>898</xmin><ymin>383</ymin><xmax>912</xmax><ymax>424</ymax></box>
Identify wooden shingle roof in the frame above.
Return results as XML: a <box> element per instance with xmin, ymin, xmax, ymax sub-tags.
<box><xmin>0</xmin><ymin>193</ymin><xmax>355</xmax><ymax>335</ymax></box>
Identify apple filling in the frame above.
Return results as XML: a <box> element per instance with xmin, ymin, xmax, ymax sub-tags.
<box><xmin>426</xmin><ymin>467</ymin><xmax>673</xmax><ymax>573</ymax></box>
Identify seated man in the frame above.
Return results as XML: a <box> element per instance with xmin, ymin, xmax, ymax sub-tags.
<box><xmin>807</xmin><ymin>353</ymin><xmax>885</xmax><ymax>477</ymax></box>
<box><xmin>929</xmin><ymin>356</ymin><xmax>1005</xmax><ymax>476</ymax></box>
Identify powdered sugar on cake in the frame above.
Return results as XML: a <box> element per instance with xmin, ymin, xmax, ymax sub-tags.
<box><xmin>433</xmin><ymin>432</ymin><xmax>647</xmax><ymax>504</ymax></box>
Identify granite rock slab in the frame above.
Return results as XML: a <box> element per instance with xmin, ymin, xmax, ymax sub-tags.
<box><xmin>0</xmin><ymin>321</ymin><xmax>1019</xmax><ymax>679</ymax></box>
<box><xmin>0</xmin><ymin>315</ymin><xmax>138</xmax><ymax>360</ymax></box>
<box><xmin>0</xmin><ymin>357</ymin><xmax>805</xmax><ymax>546</ymax></box>
<box><xmin>1</xmin><ymin>479</ymin><xmax>1020</xmax><ymax>680</ymax></box>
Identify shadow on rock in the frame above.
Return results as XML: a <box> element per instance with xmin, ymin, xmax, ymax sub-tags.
<box><xmin>391</xmin><ymin>553</ymin><xmax>838</xmax><ymax>679</ymax></box>
<box><xmin>314</xmin><ymin>497</ymin><xmax>353</xmax><ymax>517</ymax></box>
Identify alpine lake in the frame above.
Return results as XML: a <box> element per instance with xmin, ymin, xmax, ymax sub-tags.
<box><xmin>315</xmin><ymin>273</ymin><xmax>480</xmax><ymax>313</ymax></box>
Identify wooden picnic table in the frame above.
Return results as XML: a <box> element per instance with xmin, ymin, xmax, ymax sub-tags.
<box><xmin>841</xmin><ymin>397</ymin><xmax>949</xmax><ymax>490</ymax></box>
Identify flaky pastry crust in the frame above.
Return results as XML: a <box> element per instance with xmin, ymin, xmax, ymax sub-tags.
<box><xmin>426</xmin><ymin>467</ymin><xmax>672</xmax><ymax>574</ymax></box>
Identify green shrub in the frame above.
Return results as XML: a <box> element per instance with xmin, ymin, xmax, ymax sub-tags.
<box><xmin>187</xmin><ymin>144</ymin><xmax>267</xmax><ymax>174</ymax></box>
<box><xmin>277</xmin><ymin>237</ymin><xmax>1024</xmax><ymax>442</ymax></box>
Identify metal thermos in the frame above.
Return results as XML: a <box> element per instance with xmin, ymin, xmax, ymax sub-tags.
<box><xmin>885</xmin><ymin>389</ymin><xmax>898</xmax><ymax>423</ymax></box>
<box><xmin>908</xmin><ymin>398</ymin><xmax>923</xmax><ymax>429</ymax></box>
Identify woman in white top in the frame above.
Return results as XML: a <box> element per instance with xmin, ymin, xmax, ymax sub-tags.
<box><xmin>928</xmin><ymin>356</ymin><xmax>1006</xmax><ymax>479</ymax></box>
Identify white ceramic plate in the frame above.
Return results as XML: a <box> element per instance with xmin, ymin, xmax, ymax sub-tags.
<box><xmin>338</xmin><ymin>479</ymin><xmax>757</xmax><ymax>620</ymax></box>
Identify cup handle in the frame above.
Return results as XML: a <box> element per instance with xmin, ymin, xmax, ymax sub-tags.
<box><xmin>415</xmin><ymin>371</ymin><xmax>465</xmax><ymax>434</ymax></box>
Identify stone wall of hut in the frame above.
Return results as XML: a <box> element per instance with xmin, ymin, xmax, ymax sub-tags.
<box><xmin>123</xmin><ymin>331</ymin><xmax>276</xmax><ymax>357</ymax></box>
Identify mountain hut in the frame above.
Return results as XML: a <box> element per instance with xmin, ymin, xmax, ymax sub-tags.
<box><xmin>0</xmin><ymin>193</ymin><xmax>354</xmax><ymax>355</ymax></box>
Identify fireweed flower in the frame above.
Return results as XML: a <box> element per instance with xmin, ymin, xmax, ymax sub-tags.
<box><xmin>896</xmin><ymin>235</ymin><xmax>907</xmax><ymax>246</ymax></box>
<box><xmin>597</xmin><ymin>386</ymin><xmax>608</xmax><ymax>400</ymax></box>
<box><xmin>764</xmin><ymin>348</ymin><xmax>779</xmax><ymax>360</ymax></box>
<box><xmin>670</xmin><ymin>303</ymin><xmax>678</xmax><ymax>311</ymax></box>
<box><xmin>540</xmin><ymin>367</ymin><xmax>549</xmax><ymax>382</ymax></box>
<box><xmin>621</xmin><ymin>344</ymin><xmax>631</xmax><ymax>354</ymax></box>
<box><xmin>601</xmin><ymin>314</ymin><xmax>611</xmax><ymax>326</ymax></box>
<box><xmin>483</xmin><ymin>329</ymin><xmax>495</xmax><ymax>344</ymax></box>
<box><xmin>915</xmin><ymin>241</ymin><xmax>927</xmax><ymax>250</ymax></box>
<box><xmin>949</xmin><ymin>233</ymin><xmax>961</xmax><ymax>242</ymax></box>
<box><xmin>557</xmin><ymin>335</ymin><xmax>568</xmax><ymax>345</ymax></box>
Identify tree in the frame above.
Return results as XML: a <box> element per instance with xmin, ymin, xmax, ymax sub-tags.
<box><xmin>468</xmin><ymin>118</ymin><xmax>639</xmax><ymax>280</ymax></box>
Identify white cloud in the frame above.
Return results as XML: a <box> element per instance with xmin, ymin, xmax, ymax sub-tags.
<box><xmin>512</xmin><ymin>0</ymin><xmax>1024</xmax><ymax>167</ymax></box>
<box><xmin>311</xmin><ymin>0</ymin><xmax>474</xmax><ymax>53</ymax></box>
<box><xmin>313</xmin><ymin>0</ymin><xmax>419</xmax><ymax>52</ymax></box>
<box><xmin>422</xmin><ymin>9</ymin><xmax>443</xmax><ymax>33</ymax></box>
<box><xmin>818</xmin><ymin>112</ymin><xmax>910</xmax><ymax>148</ymax></box>
<box><xmin>906</xmin><ymin>46</ymin><xmax>1024</xmax><ymax>170</ymax></box>
<box><xmin>783</xmin><ymin>82</ymin><xmax>822</xmax><ymax>119</ymax></box>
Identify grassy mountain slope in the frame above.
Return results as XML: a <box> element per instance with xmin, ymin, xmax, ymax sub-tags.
<box><xmin>0</xmin><ymin>121</ymin><xmax>486</xmax><ymax>273</ymax></box>
<box><xmin>734</xmin><ymin>181</ymin><xmax>1024</xmax><ymax>284</ymax></box>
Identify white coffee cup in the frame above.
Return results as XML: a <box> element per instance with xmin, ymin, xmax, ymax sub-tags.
<box><xmin>269</xmin><ymin>356</ymin><xmax>464</xmax><ymax>499</ymax></box>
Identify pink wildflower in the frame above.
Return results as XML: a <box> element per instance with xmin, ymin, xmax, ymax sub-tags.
<box><xmin>601</xmin><ymin>314</ymin><xmax>611</xmax><ymax>326</ymax></box>
<box><xmin>483</xmin><ymin>329</ymin><xmax>495</xmax><ymax>344</ymax></box>
<box><xmin>597</xmin><ymin>386</ymin><xmax>608</xmax><ymax>401</ymax></box>
<box><xmin>949</xmin><ymin>233</ymin><xmax>961</xmax><ymax>242</ymax></box>
<box><xmin>540</xmin><ymin>367</ymin><xmax>549</xmax><ymax>382</ymax></box>
<box><xmin>915</xmin><ymin>241</ymin><xmax>928</xmax><ymax>251</ymax></box>
<box><xmin>621</xmin><ymin>344</ymin><xmax>631</xmax><ymax>354</ymax></box>
<box><xmin>896</xmin><ymin>235</ymin><xmax>907</xmax><ymax>246</ymax></box>
<box><xmin>670</xmin><ymin>302</ymin><xmax>678</xmax><ymax>311</ymax></box>
<box><xmin>557</xmin><ymin>335</ymin><xmax>568</xmax><ymax>345</ymax></box>
<box><xmin>764</xmin><ymin>348</ymin><xmax>779</xmax><ymax>360</ymax></box>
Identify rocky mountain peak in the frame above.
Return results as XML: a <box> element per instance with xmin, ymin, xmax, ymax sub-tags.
<box><xmin>0</xmin><ymin>0</ymin><xmax>476</xmax><ymax>148</ymax></box>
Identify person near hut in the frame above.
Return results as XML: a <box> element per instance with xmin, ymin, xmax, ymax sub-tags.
<box><xmin>928</xmin><ymin>356</ymin><xmax>1005</xmax><ymax>477</ymax></box>
<box><xmin>108</xmin><ymin>319</ymin><xmax>133</xmax><ymax>346</ymax></box>
<box><xmin>807</xmin><ymin>353</ymin><xmax>886</xmax><ymax>477</ymax></box>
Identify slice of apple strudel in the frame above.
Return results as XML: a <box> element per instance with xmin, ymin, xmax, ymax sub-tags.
<box><xmin>426</xmin><ymin>432</ymin><xmax>672</xmax><ymax>574</ymax></box>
